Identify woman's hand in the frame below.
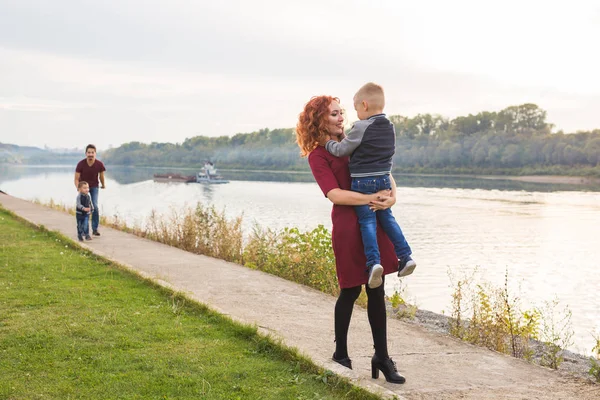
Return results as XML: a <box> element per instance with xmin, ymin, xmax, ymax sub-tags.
<box><xmin>369</xmin><ymin>189</ymin><xmax>396</xmax><ymax>211</ymax></box>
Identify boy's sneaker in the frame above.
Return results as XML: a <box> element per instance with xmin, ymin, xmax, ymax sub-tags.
<box><xmin>85</xmin><ymin>235</ymin><xmax>93</xmax><ymax>241</ymax></box>
<box><xmin>92</xmin><ymin>230</ymin><xmax>101</xmax><ymax>236</ymax></box>
<box><xmin>368</xmin><ymin>264</ymin><xmax>384</xmax><ymax>289</ymax></box>
<box><xmin>398</xmin><ymin>256</ymin><xmax>417</xmax><ymax>277</ymax></box>
<box><xmin>78</xmin><ymin>235</ymin><xmax>84</xmax><ymax>242</ymax></box>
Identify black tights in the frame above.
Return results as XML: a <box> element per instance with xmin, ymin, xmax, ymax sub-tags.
<box><xmin>334</xmin><ymin>276</ymin><xmax>388</xmax><ymax>360</ymax></box>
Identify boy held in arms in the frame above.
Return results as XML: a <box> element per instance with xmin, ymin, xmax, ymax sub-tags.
<box><xmin>325</xmin><ymin>82</ymin><xmax>416</xmax><ymax>289</ymax></box>
<box><xmin>76</xmin><ymin>181</ymin><xmax>94</xmax><ymax>242</ymax></box>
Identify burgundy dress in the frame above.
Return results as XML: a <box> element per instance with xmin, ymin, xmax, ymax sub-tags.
<box><xmin>308</xmin><ymin>146</ymin><xmax>398</xmax><ymax>289</ymax></box>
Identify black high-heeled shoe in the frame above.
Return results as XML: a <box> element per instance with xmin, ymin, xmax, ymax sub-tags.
<box><xmin>332</xmin><ymin>352</ymin><xmax>353</xmax><ymax>369</ymax></box>
<box><xmin>371</xmin><ymin>354</ymin><xmax>405</xmax><ymax>384</ymax></box>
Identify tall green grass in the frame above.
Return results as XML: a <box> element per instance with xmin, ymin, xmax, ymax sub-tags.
<box><xmin>244</xmin><ymin>225</ymin><xmax>339</xmax><ymax>297</ymax></box>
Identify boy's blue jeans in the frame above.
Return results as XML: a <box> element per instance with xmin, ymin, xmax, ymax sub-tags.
<box><xmin>76</xmin><ymin>214</ymin><xmax>90</xmax><ymax>237</ymax></box>
<box><xmin>351</xmin><ymin>174</ymin><xmax>411</xmax><ymax>268</ymax></box>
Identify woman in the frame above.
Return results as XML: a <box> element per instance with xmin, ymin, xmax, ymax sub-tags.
<box><xmin>296</xmin><ymin>95</ymin><xmax>405</xmax><ymax>384</ymax></box>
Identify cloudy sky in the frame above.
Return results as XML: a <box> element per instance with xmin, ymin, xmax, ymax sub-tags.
<box><xmin>1</xmin><ymin>0</ymin><xmax>599</xmax><ymax>150</ymax></box>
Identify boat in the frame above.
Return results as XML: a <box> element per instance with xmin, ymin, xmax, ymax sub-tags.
<box><xmin>196</xmin><ymin>162</ymin><xmax>229</xmax><ymax>184</ymax></box>
<box><xmin>153</xmin><ymin>173</ymin><xmax>196</xmax><ymax>183</ymax></box>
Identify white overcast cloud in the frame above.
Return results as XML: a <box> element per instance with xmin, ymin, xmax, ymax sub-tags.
<box><xmin>1</xmin><ymin>0</ymin><xmax>599</xmax><ymax>149</ymax></box>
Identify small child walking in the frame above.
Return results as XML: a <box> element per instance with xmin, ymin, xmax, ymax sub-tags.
<box><xmin>76</xmin><ymin>181</ymin><xmax>94</xmax><ymax>241</ymax></box>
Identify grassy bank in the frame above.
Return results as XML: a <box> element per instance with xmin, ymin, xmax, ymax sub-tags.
<box><xmin>0</xmin><ymin>208</ymin><xmax>380</xmax><ymax>400</ymax></box>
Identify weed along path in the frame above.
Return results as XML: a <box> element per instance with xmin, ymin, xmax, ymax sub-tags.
<box><xmin>1</xmin><ymin>193</ymin><xmax>598</xmax><ymax>400</ymax></box>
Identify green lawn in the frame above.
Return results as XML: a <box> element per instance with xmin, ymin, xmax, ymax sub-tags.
<box><xmin>0</xmin><ymin>208</ymin><xmax>379</xmax><ymax>400</ymax></box>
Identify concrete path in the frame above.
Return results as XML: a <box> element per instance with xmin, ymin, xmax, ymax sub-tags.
<box><xmin>1</xmin><ymin>193</ymin><xmax>598</xmax><ymax>399</ymax></box>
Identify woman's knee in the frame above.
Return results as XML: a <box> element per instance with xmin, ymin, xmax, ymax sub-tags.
<box><xmin>339</xmin><ymin>286</ymin><xmax>361</xmax><ymax>302</ymax></box>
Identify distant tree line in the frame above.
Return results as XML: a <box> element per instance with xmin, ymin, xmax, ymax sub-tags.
<box><xmin>103</xmin><ymin>128</ymin><xmax>302</xmax><ymax>170</ymax></box>
<box><xmin>0</xmin><ymin>143</ymin><xmax>82</xmax><ymax>165</ymax></box>
<box><xmin>102</xmin><ymin>104</ymin><xmax>600</xmax><ymax>176</ymax></box>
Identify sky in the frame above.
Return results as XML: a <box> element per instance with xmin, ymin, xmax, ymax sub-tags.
<box><xmin>1</xmin><ymin>0</ymin><xmax>599</xmax><ymax>150</ymax></box>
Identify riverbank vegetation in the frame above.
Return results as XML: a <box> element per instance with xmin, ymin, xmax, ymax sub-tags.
<box><xmin>449</xmin><ymin>270</ymin><xmax>540</xmax><ymax>360</ymax></box>
<box><xmin>0</xmin><ymin>207</ymin><xmax>382</xmax><ymax>400</ymax></box>
<box><xmin>448</xmin><ymin>269</ymin><xmax>577</xmax><ymax>370</ymax></box>
<box><xmin>590</xmin><ymin>335</ymin><xmax>600</xmax><ymax>382</ymax></box>
<box><xmin>100</xmin><ymin>103</ymin><xmax>600</xmax><ymax>177</ymax></box>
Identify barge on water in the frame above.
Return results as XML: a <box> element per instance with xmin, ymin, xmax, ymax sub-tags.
<box><xmin>153</xmin><ymin>162</ymin><xmax>229</xmax><ymax>184</ymax></box>
<box><xmin>152</xmin><ymin>173</ymin><xmax>196</xmax><ymax>183</ymax></box>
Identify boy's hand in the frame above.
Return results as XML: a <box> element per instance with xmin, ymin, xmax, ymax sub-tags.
<box><xmin>331</xmin><ymin>127</ymin><xmax>345</xmax><ymax>139</ymax></box>
<box><xmin>323</xmin><ymin>127</ymin><xmax>345</xmax><ymax>145</ymax></box>
<box><xmin>84</xmin><ymin>207</ymin><xmax>90</xmax><ymax>212</ymax></box>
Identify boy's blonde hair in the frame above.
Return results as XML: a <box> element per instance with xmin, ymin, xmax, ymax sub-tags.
<box><xmin>78</xmin><ymin>181</ymin><xmax>89</xmax><ymax>189</ymax></box>
<box><xmin>354</xmin><ymin>82</ymin><xmax>385</xmax><ymax>111</ymax></box>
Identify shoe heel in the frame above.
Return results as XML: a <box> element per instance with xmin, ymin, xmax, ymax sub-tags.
<box><xmin>371</xmin><ymin>364</ymin><xmax>379</xmax><ymax>379</ymax></box>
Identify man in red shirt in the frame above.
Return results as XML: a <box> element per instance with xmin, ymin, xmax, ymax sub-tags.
<box><xmin>74</xmin><ymin>144</ymin><xmax>106</xmax><ymax>236</ymax></box>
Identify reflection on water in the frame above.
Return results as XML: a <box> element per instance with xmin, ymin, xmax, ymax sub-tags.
<box><xmin>1</xmin><ymin>164</ymin><xmax>600</xmax><ymax>354</ymax></box>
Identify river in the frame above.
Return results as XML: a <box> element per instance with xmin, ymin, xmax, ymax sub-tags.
<box><xmin>1</xmin><ymin>164</ymin><xmax>599</xmax><ymax>355</ymax></box>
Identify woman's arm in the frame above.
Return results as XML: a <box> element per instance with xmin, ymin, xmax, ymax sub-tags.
<box><xmin>326</xmin><ymin>188</ymin><xmax>390</xmax><ymax>206</ymax></box>
<box><xmin>390</xmin><ymin>174</ymin><xmax>397</xmax><ymax>198</ymax></box>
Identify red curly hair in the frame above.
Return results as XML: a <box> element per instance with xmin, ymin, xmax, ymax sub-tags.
<box><xmin>296</xmin><ymin>95</ymin><xmax>340</xmax><ymax>157</ymax></box>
